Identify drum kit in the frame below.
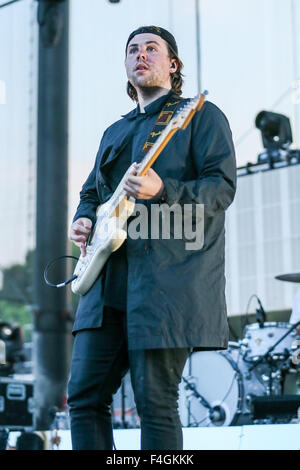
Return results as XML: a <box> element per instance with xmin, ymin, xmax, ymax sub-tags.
<box><xmin>178</xmin><ymin>322</ymin><xmax>300</xmax><ymax>427</ymax></box>
<box><xmin>179</xmin><ymin>272</ymin><xmax>300</xmax><ymax>427</ymax></box>
<box><xmin>113</xmin><ymin>273</ymin><xmax>300</xmax><ymax>429</ymax></box>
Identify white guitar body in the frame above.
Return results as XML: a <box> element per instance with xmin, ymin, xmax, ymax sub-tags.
<box><xmin>71</xmin><ymin>92</ymin><xmax>207</xmax><ymax>295</ymax></box>
<box><xmin>71</xmin><ymin>188</ymin><xmax>135</xmax><ymax>295</ymax></box>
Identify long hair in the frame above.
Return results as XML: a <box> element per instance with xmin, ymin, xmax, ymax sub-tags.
<box><xmin>126</xmin><ymin>45</ymin><xmax>184</xmax><ymax>102</ymax></box>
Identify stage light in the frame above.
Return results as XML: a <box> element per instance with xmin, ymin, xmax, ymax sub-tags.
<box><xmin>1</xmin><ymin>326</ymin><xmax>13</xmax><ymax>339</ymax></box>
<box><xmin>0</xmin><ymin>322</ymin><xmax>24</xmax><ymax>373</ymax></box>
<box><xmin>255</xmin><ymin>111</ymin><xmax>292</xmax><ymax>151</ymax></box>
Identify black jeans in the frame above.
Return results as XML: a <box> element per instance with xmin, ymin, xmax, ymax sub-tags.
<box><xmin>67</xmin><ymin>306</ymin><xmax>190</xmax><ymax>450</ymax></box>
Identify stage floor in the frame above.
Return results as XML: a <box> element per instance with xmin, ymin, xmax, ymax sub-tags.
<box><xmin>7</xmin><ymin>423</ymin><xmax>300</xmax><ymax>450</ymax></box>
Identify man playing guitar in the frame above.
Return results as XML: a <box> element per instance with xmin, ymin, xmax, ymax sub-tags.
<box><xmin>68</xmin><ymin>25</ymin><xmax>236</xmax><ymax>450</ymax></box>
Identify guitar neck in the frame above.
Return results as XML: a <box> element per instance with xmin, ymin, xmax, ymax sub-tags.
<box><xmin>137</xmin><ymin>91</ymin><xmax>206</xmax><ymax>176</ymax></box>
<box><xmin>105</xmin><ymin>115</ymin><xmax>180</xmax><ymax>215</ymax></box>
<box><xmin>102</xmin><ymin>91</ymin><xmax>207</xmax><ymax>216</ymax></box>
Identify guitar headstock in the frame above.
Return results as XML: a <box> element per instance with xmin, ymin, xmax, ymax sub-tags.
<box><xmin>170</xmin><ymin>90</ymin><xmax>208</xmax><ymax>131</ymax></box>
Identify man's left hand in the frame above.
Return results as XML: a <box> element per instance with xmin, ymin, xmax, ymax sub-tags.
<box><xmin>123</xmin><ymin>162</ymin><xmax>164</xmax><ymax>199</ymax></box>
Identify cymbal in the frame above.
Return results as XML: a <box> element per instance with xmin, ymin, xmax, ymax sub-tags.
<box><xmin>275</xmin><ymin>273</ymin><xmax>300</xmax><ymax>283</ymax></box>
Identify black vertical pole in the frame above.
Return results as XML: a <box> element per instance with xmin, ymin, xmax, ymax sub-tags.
<box><xmin>34</xmin><ymin>0</ymin><xmax>71</xmax><ymax>430</ymax></box>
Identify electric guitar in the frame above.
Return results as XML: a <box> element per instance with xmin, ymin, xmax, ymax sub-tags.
<box><xmin>71</xmin><ymin>91</ymin><xmax>207</xmax><ymax>295</ymax></box>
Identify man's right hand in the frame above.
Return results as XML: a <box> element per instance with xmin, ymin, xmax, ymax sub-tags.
<box><xmin>69</xmin><ymin>217</ymin><xmax>92</xmax><ymax>257</ymax></box>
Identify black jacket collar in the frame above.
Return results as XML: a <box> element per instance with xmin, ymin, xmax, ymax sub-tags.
<box><xmin>121</xmin><ymin>90</ymin><xmax>175</xmax><ymax>120</ymax></box>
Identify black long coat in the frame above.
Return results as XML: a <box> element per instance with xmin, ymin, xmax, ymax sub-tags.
<box><xmin>72</xmin><ymin>95</ymin><xmax>236</xmax><ymax>351</ymax></box>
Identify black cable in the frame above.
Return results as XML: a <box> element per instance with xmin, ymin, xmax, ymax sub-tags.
<box><xmin>0</xmin><ymin>0</ymin><xmax>23</xmax><ymax>9</ymax></box>
<box><xmin>242</xmin><ymin>294</ymin><xmax>263</xmax><ymax>334</ymax></box>
<box><xmin>43</xmin><ymin>255</ymin><xmax>78</xmax><ymax>288</ymax></box>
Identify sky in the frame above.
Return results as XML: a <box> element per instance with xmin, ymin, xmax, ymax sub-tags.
<box><xmin>0</xmin><ymin>0</ymin><xmax>300</xmax><ymax>269</ymax></box>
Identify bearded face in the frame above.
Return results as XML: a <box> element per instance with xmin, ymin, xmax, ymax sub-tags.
<box><xmin>125</xmin><ymin>33</ymin><xmax>177</xmax><ymax>94</ymax></box>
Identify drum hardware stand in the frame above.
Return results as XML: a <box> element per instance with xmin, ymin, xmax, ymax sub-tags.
<box><xmin>121</xmin><ymin>381</ymin><xmax>126</xmax><ymax>429</ymax></box>
<box><xmin>187</xmin><ymin>352</ymin><xmax>192</xmax><ymax>427</ymax></box>
<box><xmin>111</xmin><ymin>385</ymin><xmax>128</xmax><ymax>429</ymax></box>
<box><xmin>182</xmin><ymin>376</ymin><xmax>226</xmax><ymax>426</ymax></box>
<box><xmin>119</xmin><ymin>379</ymin><xmax>134</xmax><ymax>429</ymax></box>
<box><xmin>261</xmin><ymin>353</ymin><xmax>287</xmax><ymax>397</ymax></box>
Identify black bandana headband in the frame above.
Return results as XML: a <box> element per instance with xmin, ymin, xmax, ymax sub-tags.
<box><xmin>126</xmin><ymin>26</ymin><xmax>178</xmax><ymax>56</ymax></box>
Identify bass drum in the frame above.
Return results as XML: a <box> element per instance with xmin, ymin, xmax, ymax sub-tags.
<box><xmin>178</xmin><ymin>347</ymin><xmax>244</xmax><ymax>427</ymax></box>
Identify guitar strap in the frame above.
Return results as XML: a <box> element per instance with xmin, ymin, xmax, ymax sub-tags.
<box><xmin>142</xmin><ymin>94</ymin><xmax>184</xmax><ymax>153</ymax></box>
